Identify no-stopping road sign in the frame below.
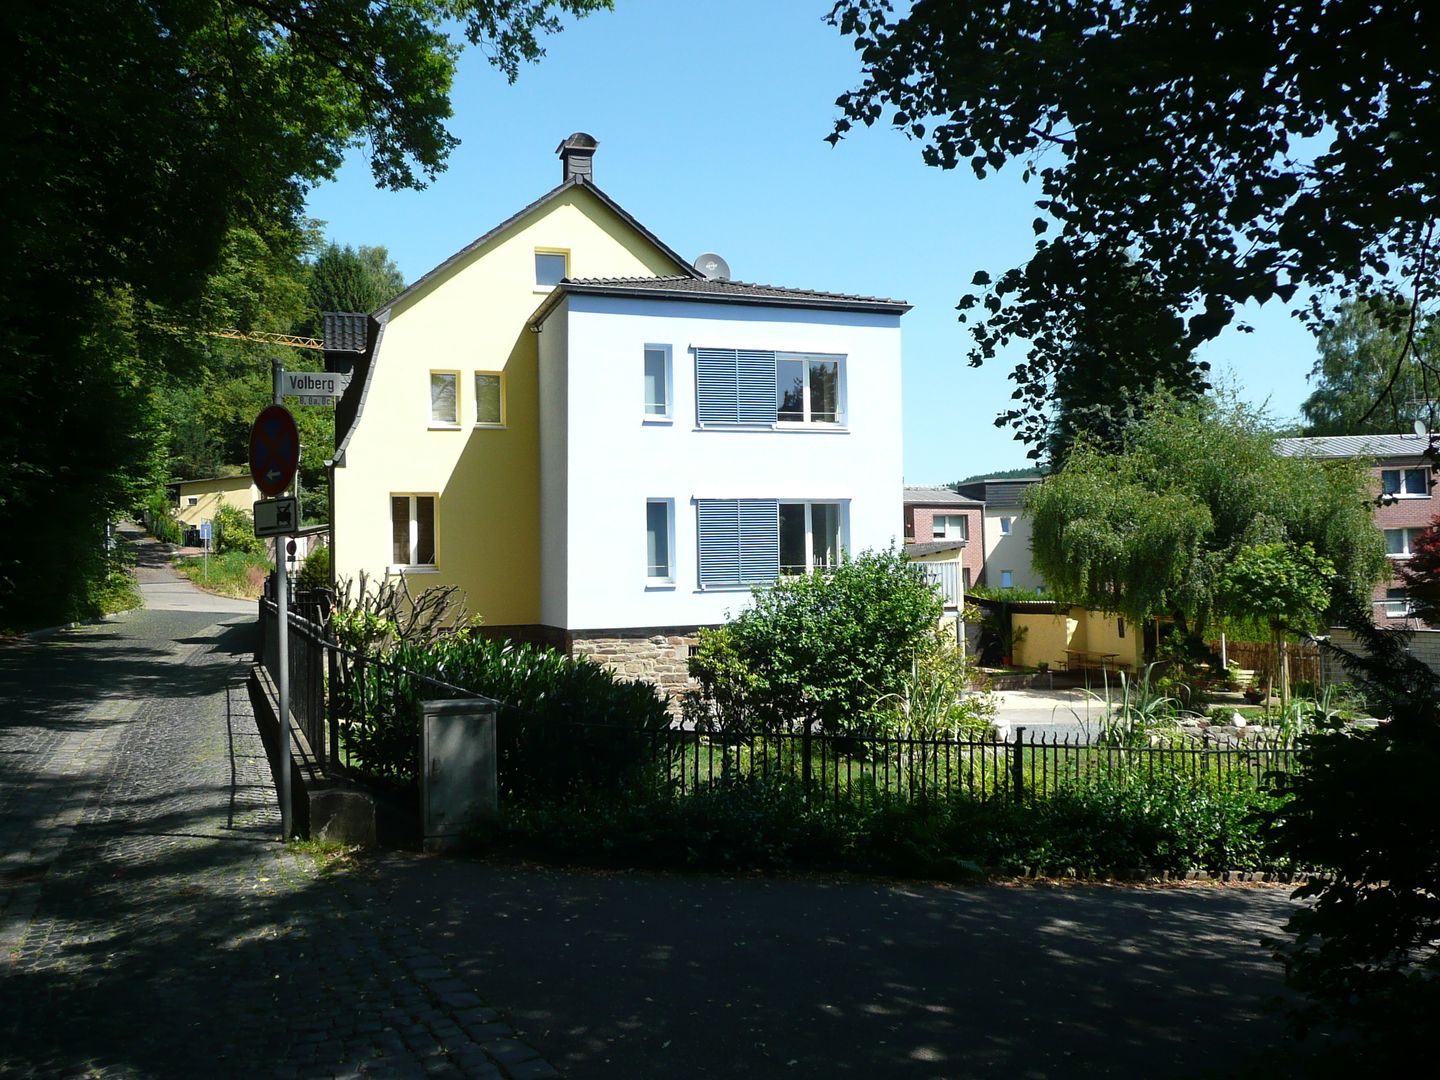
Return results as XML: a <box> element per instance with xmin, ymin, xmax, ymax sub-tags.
<box><xmin>249</xmin><ymin>405</ymin><xmax>300</xmax><ymax>498</ymax></box>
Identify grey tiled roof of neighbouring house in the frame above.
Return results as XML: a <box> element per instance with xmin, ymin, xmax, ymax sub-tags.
<box><xmin>904</xmin><ymin>540</ymin><xmax>969</xmax><ymax>556</ymax></box>
<box><xmin>322</xmin><ymin>312</ymin><xmax>370</xmax><ymax>353</ymax></box>
<box><xmin>903</xmin><ymin>485</ymin><xmax>984</xmax><ymax>506</ymax></box>
<box><xmin>1275</xmin><ymin>434</ymin><xmax>1434</xmax><ymax>460</ymax></box>
<box><xmin>530</xmin><ymin>276</ymin><xmax>911</xmax><ymax>326</ymax></box>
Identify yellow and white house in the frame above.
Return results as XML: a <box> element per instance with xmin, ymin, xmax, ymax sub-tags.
<box><xmin>170</xmin><ymin>474</ymin><xmax>261</xmax><ymax>531</ymax></box>
<box><xmin>331</xmin><ymin>135</ymin><xmax>909</xmax><ymax>694</ymax></box>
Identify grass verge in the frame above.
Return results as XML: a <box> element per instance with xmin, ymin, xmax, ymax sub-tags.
<box><xmin>175</xmin><ymin>551</ymin><xmax>271</xmax><ymax>599</ymax></box>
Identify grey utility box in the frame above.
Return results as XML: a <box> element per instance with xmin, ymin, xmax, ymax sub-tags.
<box><xmin>420</xmin><ymin>697</ymin><xmax>499</xmax><ymax>853</ymax></box>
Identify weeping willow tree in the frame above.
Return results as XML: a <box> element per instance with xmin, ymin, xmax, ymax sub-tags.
<box><xmin>1027</xmin><ymin>391</ymin><xmax>1388</xmax><ymax>653</ymax></box>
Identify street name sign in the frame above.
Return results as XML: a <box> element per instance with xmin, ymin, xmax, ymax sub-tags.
<box><xmin>249</xmin><ymin>405</ymin><xmax>300</xmax><ymax>497</ymax></box>
<box><xmin>281</xmin><ymin>370</ymin><xmax>348</xmax><ymax>407</ymax></box>
<box><xmin>253</xmin><ymin>497</ymin><xmax>299</xmax><ymax>537</ymax></box>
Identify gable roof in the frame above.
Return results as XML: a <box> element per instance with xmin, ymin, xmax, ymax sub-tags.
<box><xmin>375</xmin><ymin>177</ymin><xmax>701</xmax><ymax>316</ymax></box>
<box><xmin>1275</xmin><ymin>434</ymin><xmax>1433</xmax><ymax>460</ymax></box>
<box><xmin>903</xmin><ymin>485</ymin><xmax>982</xmax><ymax>507</ymax></box>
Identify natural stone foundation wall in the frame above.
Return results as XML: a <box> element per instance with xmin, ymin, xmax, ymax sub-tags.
<box><xmin>571</xmin><ymin>628</ymin><xmax>702</xmax><ymax>704</ymax></box>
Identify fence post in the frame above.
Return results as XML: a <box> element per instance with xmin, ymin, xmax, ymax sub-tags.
<box><xmin>802</xmin><ymin>717</ymin><xmax>814</xmax><ymax>790</ymax></box>
<box><xmin>326</xmin><ymin>642</ymin><xmax>339</xmax><ymax>770</ymax></box>
<box><xmin>1011</xmin><ymin>726</ymin><xmax>1026</xmax><ymax>802</ymax></box>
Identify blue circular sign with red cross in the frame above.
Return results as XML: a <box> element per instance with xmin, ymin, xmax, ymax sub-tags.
<box><xmin>249</xmin><ymin>405</ymin><xmax>300</xmax><ymax>498</ymax></box>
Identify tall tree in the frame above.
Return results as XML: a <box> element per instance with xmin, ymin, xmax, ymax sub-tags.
<box><xmin>827</xmin><ymin>0</ymin><xmax>1440</xmax><ymax>449</ymax></box>
<box><xmin>1301</xmin><ymin>298</ymin><xmax>1439</xmax><ymax>436</ymax></box>
<box><xmin>1026</xmin><ymin>391</ymin><xmax>1388</xmax><ymax>650</ymax></box>
<box><xmin>304</xmin><ymin>243</ymin><xmax>408</xmax><ymax>329</ymax></box>
<box><xmin>1</xmin><ymin>0</ymin><xmax>609</xmax><ymax>629</ymax></box>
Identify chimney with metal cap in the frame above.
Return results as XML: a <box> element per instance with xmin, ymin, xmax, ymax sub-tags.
<box><xmin>556</xmin><ymin>132</ymin><xmax>598</xmax><ymax>183</ymax></box>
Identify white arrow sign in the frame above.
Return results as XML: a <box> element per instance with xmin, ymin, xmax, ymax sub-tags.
<box><xmin>281</xmin><ymin>371</ymin><xmax>348</xmax><ymax>401</ymax></box>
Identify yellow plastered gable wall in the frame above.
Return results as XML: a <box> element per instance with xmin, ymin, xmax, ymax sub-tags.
<box><xmin>174</xmin><ymin>475</ymin><xmax>261</xmax><ymax>529</ymax></box>
<box><xmin>333</xmin><ymin>186</ymin><xmax>688</xmax><ymax>625</ymax></box>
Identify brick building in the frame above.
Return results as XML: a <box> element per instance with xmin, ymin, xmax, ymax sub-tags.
<box><xmin>1276</xmin><ymin>434</ymin><xmax>1437</xmax><ymax>627</ymax></box>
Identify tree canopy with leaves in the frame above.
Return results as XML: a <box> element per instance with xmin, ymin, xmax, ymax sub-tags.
<box><xmin>1</xmin><ymin>0</ymin><xmax>608</xmax><ymax>628</ymax></box>
<box><xmin>827</xmin><ymin>0</ymin><xmax>1440</xmax><ymax>448</ymax></box>
<box><xmin>1027</xmin><ymin>392</ymin><xmax>1388</xmax><ymax>648</ymax></box>
<box><xmin>1301</xmin><ymin>297</ymin><xmax>1440</xmax><ymax>436</ymax></box>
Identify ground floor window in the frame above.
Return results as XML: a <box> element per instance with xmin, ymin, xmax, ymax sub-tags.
<box><xmin>646</xmin><ymin>499</ymin><xmax>674</xmax><ymax>583</ymax></box>
<box><xmin>696</xmin><ymin>498</ymin><xmax>847</xmax><ymax>588</ymax></box>
<box><xmin>391</xmin><ymin>494</ymin><xmax>436</xmax><ymax>567</ymax></box>
<box><xmin>1384</xmin><ymin>587</ymin><xmax>1412</xmax><ymax>618</ymax></box>
<box><xmin>779</xmin><ymin>502</ymin><xmax>842</xmax><ymax>575</ymax></box>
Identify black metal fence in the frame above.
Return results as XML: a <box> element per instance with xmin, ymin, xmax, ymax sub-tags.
<box><xmin>569</xmin><ymin>722</ymin><xmax>1299</xmax><ymax>804</ymax></box>
<box><xmin>258</xmin><ymin>597</ymin><xmax>328</xmax><ymax>767</ymax></box>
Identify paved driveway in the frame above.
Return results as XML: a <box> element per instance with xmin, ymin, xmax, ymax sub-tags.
<box><xmin>992</xmin><ymin>686</ymin><xmax>1123</xmax><ymax>741</ymax></box>
<box><xmin>119</xmin><ymin>521</ymin><xmax>257</xmax><ymax>615</ymax></box>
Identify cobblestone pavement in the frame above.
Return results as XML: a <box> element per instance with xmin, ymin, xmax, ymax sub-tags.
<box><xmin>0</xmin><ymin>554</ymin><xmax>557</xmax><ymax>1078</ymax></box>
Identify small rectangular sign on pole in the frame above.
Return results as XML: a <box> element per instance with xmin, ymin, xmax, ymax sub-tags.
<box><xmin>280</xmin><ymin>371</ymin><xmax>348</xmax><ymax>405</ymax></box>
<box><xmin>254</xmin><ymin>496</ymin><xmax>299</xmax><ymax>537</ymax></box>
<box><xmin>199</xmin><ymin>520</ymin><xmax>212</xmax><ymax>543</ymax></box>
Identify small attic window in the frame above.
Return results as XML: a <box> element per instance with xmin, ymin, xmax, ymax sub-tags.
<box><xmin>535</xmin><ymin>250</ymin><xmax>568</xmax><ymax>289</ymax></box>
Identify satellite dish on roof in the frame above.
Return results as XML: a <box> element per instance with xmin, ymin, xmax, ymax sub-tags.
<box><xmin>694</xmin><ymin>252</ymin><xmax>731</xmax><ymax>281</ymax></box>
<box><xmin>1414</xmin><ymin>419</ymin><xmax>1429</xmax><ymax>438</ymax></box>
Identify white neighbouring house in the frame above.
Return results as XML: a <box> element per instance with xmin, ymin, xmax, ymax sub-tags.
<box><xmin>529</xmin><ymin>277</ymin><xmax>908</xmax><ymax>690</ymax></box>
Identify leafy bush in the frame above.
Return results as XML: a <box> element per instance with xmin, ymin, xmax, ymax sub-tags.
<box><xmin>296</xmin><ymin>544</ymin><xmax>331</xmax><ymax>592</ymax></box>
<box><xmin>342</xmin><ymin>631</ymin><xmax>673</xmax><ymax>794</ymax></box>
<box><xmin>499</xmin><ymin>763</ymin><xmax>1285</xmax><ymax>879</ymax></box>
<box><xmin>213</xmin><ymin>504</ymin><xmax>264</xmax><ymax>556</ymax></box>
<box><xmin>141</xmin><ymin>490</ymin><xmax>182</xmax><ymax>545</ymax></box>
<box><xmin>686</xmin><ymin>548</ymin><xmax>943</xmax><ymax>734</ymax></box>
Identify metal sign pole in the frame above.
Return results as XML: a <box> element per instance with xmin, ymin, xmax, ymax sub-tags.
<box><xmin>273</xmin><ymin>357</ymin><xmax>292</xmax><ymax>839</ymax></box>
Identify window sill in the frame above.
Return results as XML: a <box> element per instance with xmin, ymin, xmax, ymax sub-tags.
<box><xmin>645</xmin><ymin>580</ymin><xmax>676</xmax><ymax>591</ymax></box>
<box><xmin>387</xmin><ymin>565</ymin><xmax>439</xmax><ymax>575</ymax></box>
<box><xmin>642</xmin><ymin>415</ymin><xmax>674</xmax><ymax>425</ymax></box>
<box><xmin>473</xmin><ymin>422</ymin><xmax>507</xmax><ymax>430</ymax></box>
<box><xmin>1387</xmin><ymin>553</ymin><xmax>1414</xmax><ymax>559</ymax></box>
<box><xmin>1388</xmin><ymin>493</ymin><xmax>1431</xmax><ymax>499</ymax></box>
<box><xmin>428</xmin><ymin>422</ymin><xmax>461</xmax><ymax>431</ymax></box>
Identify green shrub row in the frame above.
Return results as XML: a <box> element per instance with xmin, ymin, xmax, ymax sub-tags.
<box><xmin>499</xmin><ymin>768</ymin><xmax>1290</xmax><ymax>879</ymax></box>
<box><xmin>340</xmin><ymin>631</ymin><xmax>672</xmax><ymax>794</ymax></box>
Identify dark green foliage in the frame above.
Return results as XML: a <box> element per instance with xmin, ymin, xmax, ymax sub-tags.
<box><xmin>827</xmin><ymin>1</ymin><xmax>1440</xmax><ymax>450</ymax></box>
<box><xmin>296</xmin><ymin>546</ymin><xmax>332</xmax><ymax>593</ymax></box>
<box><xmin>1</xmin><ymin>0</ymin><xmax>608</xmax><ymax>629</ymax></box>
<box><xmin>686</xmin><ymin>549</ymin><xmax>943</xmax><ymax>733</ymax></box>
<box><xmin>302</xmin><ymin>243</ymin><xmax>407</xmax><ymax>328</ymax></box>
<box><xmin>342</xmin><ymin>632</ymin><xmax>672</xmax><ymax>794</ymax></box>
<box><xmin>501</xmin><ymin>768</ymin><xmax>1284</xmax><ymax>880</ymax></box>
<box><xmin>1398</xmin><ymin>513</ymin><xmax>1440</xmax><ymax>626</ymax></box>
<box><xmin>1301</xmin><ymin>298</ymin><xmax>1439</xmax><ymax>437</ymax></box>
<box><xmin>213</xmin><ymin>505</ymin><xmax>264</xmax><ymax>558</ymax></box>
<box><xmin>949</xmin><ymin>467</ymin><xmax>1043</xmax><ymax>488</ymax></box>
<box><xmin>1261</xmin><ymin>594</ymin><xmax>1440</xmax><ymax>1047</ymax></box>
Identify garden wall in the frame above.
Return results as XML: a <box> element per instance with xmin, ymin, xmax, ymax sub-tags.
<box><xmin>1320</xmin><ymin>627</ymin><xmax>1440</xmax><ymax>685</ymax></box>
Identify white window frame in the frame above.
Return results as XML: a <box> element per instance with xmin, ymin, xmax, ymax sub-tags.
<box><xmin>1385</xmin><ymin>527</ymin><xmax>1425</xmax><ymax>557</ymax></box>
<box><xmin>429</xmin><ymin>370</ymin><xmax>460</xmax><ymax>428</ymax></box>
<box><xmin>534</xmin><ymin>248</ymin><xmax>569</xmax><ymax>292</ymax></box>
<box><xmin>187</xmin><ymin>496</ymin><xmax>199</xmax><ymax>507</ymax></box>
<box><xmin>646</xmin><ymin>498</ymin><xmax>676</xmax><ymax>586</ymax></box>
<box><xmin>778</xmin><ymin>500</ymin><xmax>847</xmax><ymax>577</ymax></box>
<box><xmin>473</xmin><ymin>370</ymin><xmax>506</xmax><ymax>428</ymax></box>
<box><xmin>999</xmin><ymin>516</ymin><xmax>1015</xmax><ymax>536</ymax></box>
<box><xmin>389</xmin><ymin>494</ymin><xmax>438</xmax><ymax>572</ymax></box>
<box><xmin>693</xmin><ymin>348</ymin><xmax>847</xmax><ymax>430</ymax></box>
<box><xmin>776</xmin><ymin>352</ymin><xmax>846</xmax><ymax>428</ymax></box>
<box><xmin>1382</xmin><ymin>467</ymin><xmax>1430</xmax><ymax>498</ymax></box>
<box><xmin>643</xmin><ymin>344</ymin><xmax>673</xmax><ymax>422</ymax></box>
<box><xmin>999</xmin><ymin>570</ymin><xmax>1014</xmax><ymax>588</ymax></box>
<box><xmin>932</xmin><ymin>514</ymin><xmax>968</xmax><ymax>541</ymax></box>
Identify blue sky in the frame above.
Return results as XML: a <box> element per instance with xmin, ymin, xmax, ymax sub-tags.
<box><xmin>304</xmin><ymin>0</ymin><xmax>1319</xmax><ymax>483</ymax></box>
